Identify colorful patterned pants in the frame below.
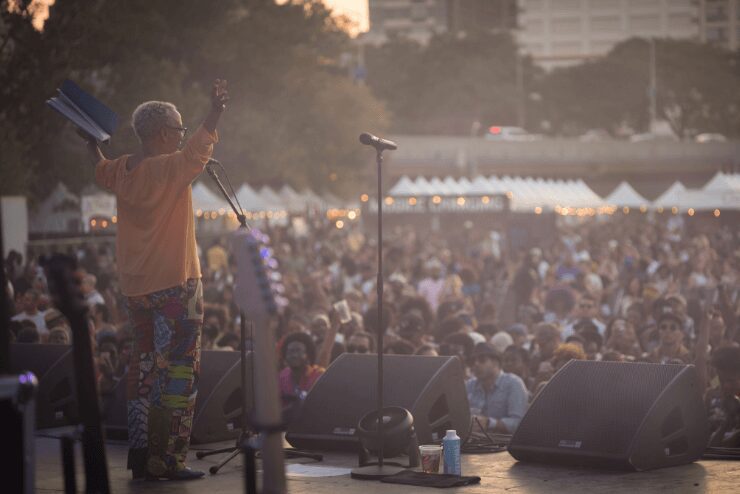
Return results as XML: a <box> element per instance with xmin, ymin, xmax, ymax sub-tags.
<box><xmin>125</xmin><ymin>278</ymin><xmax>203</xmax><ymax>475</ymax></box>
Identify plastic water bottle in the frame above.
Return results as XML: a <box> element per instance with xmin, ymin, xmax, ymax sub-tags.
<box><xmin>442</xmin><ymin>429</ymin><xmax>461</xmax><ymax>475</ymax></box>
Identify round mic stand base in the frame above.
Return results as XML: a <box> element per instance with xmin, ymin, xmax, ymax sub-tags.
<box><xmin>350</xmin><ymin>464</ymin><xmax>407</xmax><ymax>480</ymax></box>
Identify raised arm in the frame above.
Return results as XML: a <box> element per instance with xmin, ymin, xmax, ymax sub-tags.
<box><xmin>79</xmin><ymin>130</ymin><xmax>106</xmax><ymax>166</ymax></box>
<box><xmin>203</xmin><ymin>79</ymin><xmax>229</xmax><ymax>133</ymax></box>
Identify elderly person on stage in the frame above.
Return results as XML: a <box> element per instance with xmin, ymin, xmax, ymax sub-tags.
<box><xmin>81</xmin><ymin>80</ymin><xmax>228</xmax><ymax>481</ymax></box>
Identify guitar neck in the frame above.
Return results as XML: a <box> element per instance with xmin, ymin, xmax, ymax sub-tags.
<box><xmin>250</xmin><ymin>314</ymin><xmax>286</xmax><ymax>494</ymax></box>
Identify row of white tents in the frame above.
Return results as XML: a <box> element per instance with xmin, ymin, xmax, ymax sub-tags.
<box><xmin>387</xmin><ymin>172</ymin><xmax>740</xmax><ymax>214</ymax></box>
<box><xmin>29</xmin><ymin>172</ymin><xmax>740</xmax><ymax>233</ymax></box>
<box><xmin>190</xmin><ymin>182</ymin><xmax>344</xmax><ymax>215</ymax></box>
<box><xmin>30</xmin><ymin>181</ymin><xmax>345</xmax><ymax>233</ymax></box>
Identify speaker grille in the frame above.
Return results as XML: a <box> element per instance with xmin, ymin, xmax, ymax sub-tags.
<box><xmin>515</xmin><ymin>361</ymin><xmax>684</xmax><ymax>456</ymax></box>
<box><xmin>286</xmin><ymin>354</ymin><xmax>470</xmax><ymax>450</ymax></box>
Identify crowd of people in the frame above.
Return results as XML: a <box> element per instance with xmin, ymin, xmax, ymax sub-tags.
<box><xmin>5</xmin><ymin>211</ymin><xmax>739</xmax><ymax>449</ymax></box>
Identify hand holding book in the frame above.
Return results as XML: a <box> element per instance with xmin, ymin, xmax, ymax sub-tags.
<box><xmin>46</xmin><ymin>80</ymin><xmax>119</xmax><ymax>143</ymax></box>
<box><xmin>76</xmin><ymin>128</ymin><xmax>105</xmax><ymax>166</ymax></box>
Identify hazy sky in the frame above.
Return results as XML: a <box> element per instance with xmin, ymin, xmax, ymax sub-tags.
<box><xmin>27</xmin><ymin>1</ymin><xmax>369</xmax><ymax>33</ymax></box>
<box><xmin>323</xmin><ymin>0</ymin><xmax>369</xmax><ymax>33</ymax></box>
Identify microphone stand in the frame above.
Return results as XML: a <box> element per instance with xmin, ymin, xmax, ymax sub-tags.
<box><xmin>196</xmin><ymin>162</ymin><xmax>256</xmax><ymax>486</ymax></box>
<box><xmin>351</xmin><ymin>146</ymin><xmax>405</xmax><ymax>480</ymax></box>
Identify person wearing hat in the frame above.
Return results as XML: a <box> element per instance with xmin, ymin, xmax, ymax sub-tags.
<box><xmin>466</xmin><ymin>342</ymin><xmax>528</xmax><ymax>434</ymax></box>
<box><xmin>646</xmin><ymin>311</ymin><xmax>691</xmax><ymax>364</ymax></box>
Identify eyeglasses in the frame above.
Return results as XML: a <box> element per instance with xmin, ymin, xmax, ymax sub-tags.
<box><xmin>658</xmin><ymin>323</ymin><xmax>681</xmax><ymax>331</ymax></box>
<box><xmin>347</xmin><ymin>345</ymin><xmax>369</xmax><ymax>354</ymax></box>
<box><xmin>579</xmin><ymin>304</ymin><xmax>594</xmax><ymax>309</ymax></box>
<box><xmin>165</xmin><ymin>125</ymin><xmax>188</xmax><ymax>137</ymax></box>
<box><xmin>474</xmin><ymin>354</ymin><xmax>493</xmax><ymax>364</ymax></box>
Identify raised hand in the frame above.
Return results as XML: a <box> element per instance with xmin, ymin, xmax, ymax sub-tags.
<box><xmin>77</xmin><ymin>128</ymin><xmax>105</xmax><ymax>165</ymax></box>
<box><xmin>211</xmin><ymin>79</ymin><xmax>229</xmax><ymax>112</ymax></box>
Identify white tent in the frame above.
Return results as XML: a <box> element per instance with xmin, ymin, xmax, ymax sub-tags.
<box><xmin>458</xmin><ymin>176</ymin><xmax>472</xmax><ymax>194</ymax></box>
<box><xmin>649</xmin><ymin>173</ymin><xmax>740</xmax><ymax>212</ymax></box>
<box><xmin>388</xmin><ymin>176</ymin><xmax>420</xmax><ymax>196</ymax></box>
<box><xmin>80</xmin><ymin>186</ymin><xmax>116</xmax><ymax>233</ymax></box>
<box><xmin>604</xmin><ymin>182</ymin><xmax>649</xmax><ymax>208</ymax></box>
<box><xmin>192</xmin><ymin>182</ymin><xmax>229</xmax><ymax>213</ymax></box>
<box><xmin>30</xmin><ymin>182</ymin><xmax>81</xmax><ymax>233</ymax></box>
<box><xmin>702</xmin><ymin>172</ymin><xmax>740</xmax><ymax>192</ymax></box>
<box><xmin>236</xmin><ymin>183</ymin><xmax>270</xmax><ymax>212</ymax></box>
<box><xmin>467</xmin><ymin>175</ymin><xmax>492</xmax><ymax>195</ymax></box>
<box><xmin>414</xmin><ymin>176</ymin><xmax>437</xmax><ymax>196</ymax></box>
<box><xmin>442</xmin><ymin>176</ymin><xmax>465</xmax><ymax>195</ymax></box>
<box><xmin>386</xmin><ymin>174</ymin><xmax>605</xmax><ymax>213</ymax></box>
<box><xmin>258</xmin><ymin>186</ymin><xmax>286</xmax><ymax>211</ymax></box>
<box><xmin>278</xmin><ymin>185</ymin><xmax>308</xmax><ymax>213</ymax></box>
<box><xmin>300</xmin><ymin>188</ymin><xmax>328</xmax><ymax>210</ymax></box>
<box><xmin>652</xmin><ymin>182</ymin><xmax>686</xmax><ymax>209</ymax></box>
<box><xmin>429</xmin><ymin>177</ymin><xmax>452</xmax><ymax>196</ymax></box>
<box><xmin>487</xmin><ymin>176</ymin><xmax>508</xmax><ymax>194</ymax></box>
<box><xmin>697</xmin><ymin>172</ymin><xmax>740</xmax><ymax>211</ymax></box>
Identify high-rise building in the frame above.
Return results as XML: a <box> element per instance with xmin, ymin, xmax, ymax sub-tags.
<box><xmin>698</xmin><ymin>0</ymin><xmax>740</xmax><ymax>50</ymax></box>
<box><xmin>517</xmin><ymin>0</ymin><xmax>699</xmax><ymax>70</ymax></box>
<box><xmin>363</xmin><ymin>0</ymin><xmax>517</xmax><ymax>45</ymax></box>
<box><xmin>447</xmin><ymin>0</ymin><xmax>518</xmax><ymax>33</ymax></box>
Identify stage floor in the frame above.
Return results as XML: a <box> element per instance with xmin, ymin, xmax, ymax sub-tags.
<box><xmin>35</xmin><ymin>436</ymin><xmax>739</xmax><ymax>493</ymax></box>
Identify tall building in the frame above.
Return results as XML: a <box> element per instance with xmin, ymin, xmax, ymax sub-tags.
<box><xmin>517</xmin><ymin>0</ymin><xmax>699</xmax><ymax>70</ymax></box>
<box><xmin>699</xmin><ymin>0</ymin><xmax>740</xmax><ymax>50</ymax></box>
<box><xmin>363</xmin><ymin>0</ymin><xmax>517</xmax><ymax>45</ymax></box>
<box><xmin>447</xmin><ymin>0</ymin><xmax>518</xmax><ymax>33</ymax></box>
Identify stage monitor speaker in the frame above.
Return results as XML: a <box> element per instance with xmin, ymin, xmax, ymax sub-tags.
<box><xmin>191</xmin><ymin>349</ymin><xmax>253</xmax><ymax>444</ymax></box>
<box><xmin>10</xmin><ymin>343</ymin><xmax>78</xmax><ymax>429</ymax></box>
<box><xmin>101</xmin><ymin>349</ymin><xmax>252</xmax><ymax>444</ymax></box>
<box><xmin>508</xmin><ymin>361</ymin><xmax>708</xmax><ymax>471</ymax></box>
<box><xmin>286</xmin><ymin>354</ymin><xmax>470</xmax><ymax>452</ymax></box>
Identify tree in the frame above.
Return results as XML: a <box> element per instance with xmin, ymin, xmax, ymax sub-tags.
<box><xmin>365</xmin><ymin>30</ymin><xmax>540</xmax><ymax>135</ymax></box>
<box><xmin>537</xmin><ymin>38</ymin><xmax>740</xmax><ymax>139</ymax></box>
<box><xmin>0</xmin><ymin>0</ymin><xmax>387</xmax><ymax>201</ymax></box>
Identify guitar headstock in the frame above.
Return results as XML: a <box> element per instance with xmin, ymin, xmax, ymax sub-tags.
<box><xmin>231</xmin><ymin>229</ymin><xmax>287</xmax><ymax>319</ymax></box>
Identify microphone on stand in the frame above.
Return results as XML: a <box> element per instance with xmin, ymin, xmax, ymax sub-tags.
<box><xmin>359</xmin><ymin>132</ymin><xmax>397</xmax><ymax>151</ymax></box>
<box><xmin>206</xmin><ymin>158</ymin><xmax>220</xmax><ymax>176</ymax></box>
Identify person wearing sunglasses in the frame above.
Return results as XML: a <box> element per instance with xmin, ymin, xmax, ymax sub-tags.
<box><xmin>646</xmin><ymin>311</ymin><xmax>691</xmax><ymax>364</ymax></box>
<box><xmin>83</xmin><ymin>79</ymin><xmax>229</xmax><ymax>481</ymax></box>
<box><xmin>466</xmin><ymin>342</ymin><xmax>528</xmax><ymax>434</ymax></box>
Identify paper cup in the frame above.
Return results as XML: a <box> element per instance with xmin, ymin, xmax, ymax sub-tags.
<box><xmin>419</xmin><ymin>444</ymin><xmax>442</xmax><ymax>473</ymax></box>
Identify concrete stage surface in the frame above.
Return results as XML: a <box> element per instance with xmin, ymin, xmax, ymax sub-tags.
<box><xmin>35</xmin><ymin>436</ymin><xmax>738</xmax><ymax>493</ymax></box>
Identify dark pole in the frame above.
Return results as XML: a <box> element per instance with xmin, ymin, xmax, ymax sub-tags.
<box><xmin>0</xmin><ymin>202</ymin><xmax>9</xmax><ymax>374</ymax></box>
<box><xmin>375</xmin><ymin>149</ymin><xmax>384</xmax><ymax>468</ymax></box>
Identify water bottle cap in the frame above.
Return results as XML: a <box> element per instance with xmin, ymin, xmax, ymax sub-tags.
<box><xmin>445</xmin><ymin>430</ymin><xmax>457</xmax><ymax>439</ymax></box>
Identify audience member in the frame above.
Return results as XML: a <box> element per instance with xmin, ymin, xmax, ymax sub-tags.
<box><xmin>467</xmin><ymin>342</ymin><xmax>528</xmax><ymax>434</ymax></box>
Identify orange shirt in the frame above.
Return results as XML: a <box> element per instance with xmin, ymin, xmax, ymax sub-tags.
<box><xmin>95</xmin><ymin>126</ymin><xmax>218</xmax><ymax>296</ymax></box>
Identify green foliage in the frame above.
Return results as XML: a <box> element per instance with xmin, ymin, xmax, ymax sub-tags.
<box><xmin>537</xmin><ymin>38</ymin><xmax>740</xmax><ymax>139</ymax></box>
<box><xmin>0</xmin><ymin>0</ymin><xmax>387</xmax><ymax>202</ymax></box>
<box><xmin>365</xmin><ymin>31</ymin><xmax>540</xmax><ymax>134</ymax></box>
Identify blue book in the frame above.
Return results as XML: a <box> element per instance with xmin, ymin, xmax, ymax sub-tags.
<box><xmin>46</xmin><ymin>80</ymin><xmax>118</xmax><ymax>143</ymax></box>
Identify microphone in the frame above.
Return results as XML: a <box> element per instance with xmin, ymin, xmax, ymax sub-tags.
<box><xmin>205</xmin><ymin>158</ymin><xmax>220</xmax><ymax>176</ymax></box>
<box><xmin>359</xmin><ymin>132</ymin><xmax>397</xmax><ymax>151</ymax></box>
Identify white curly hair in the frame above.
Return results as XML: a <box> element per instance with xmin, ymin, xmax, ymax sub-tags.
<box><xmin>131</xmin><ymin>101</ymin><xmax>181</xmax><ymax>142</ymax></box>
